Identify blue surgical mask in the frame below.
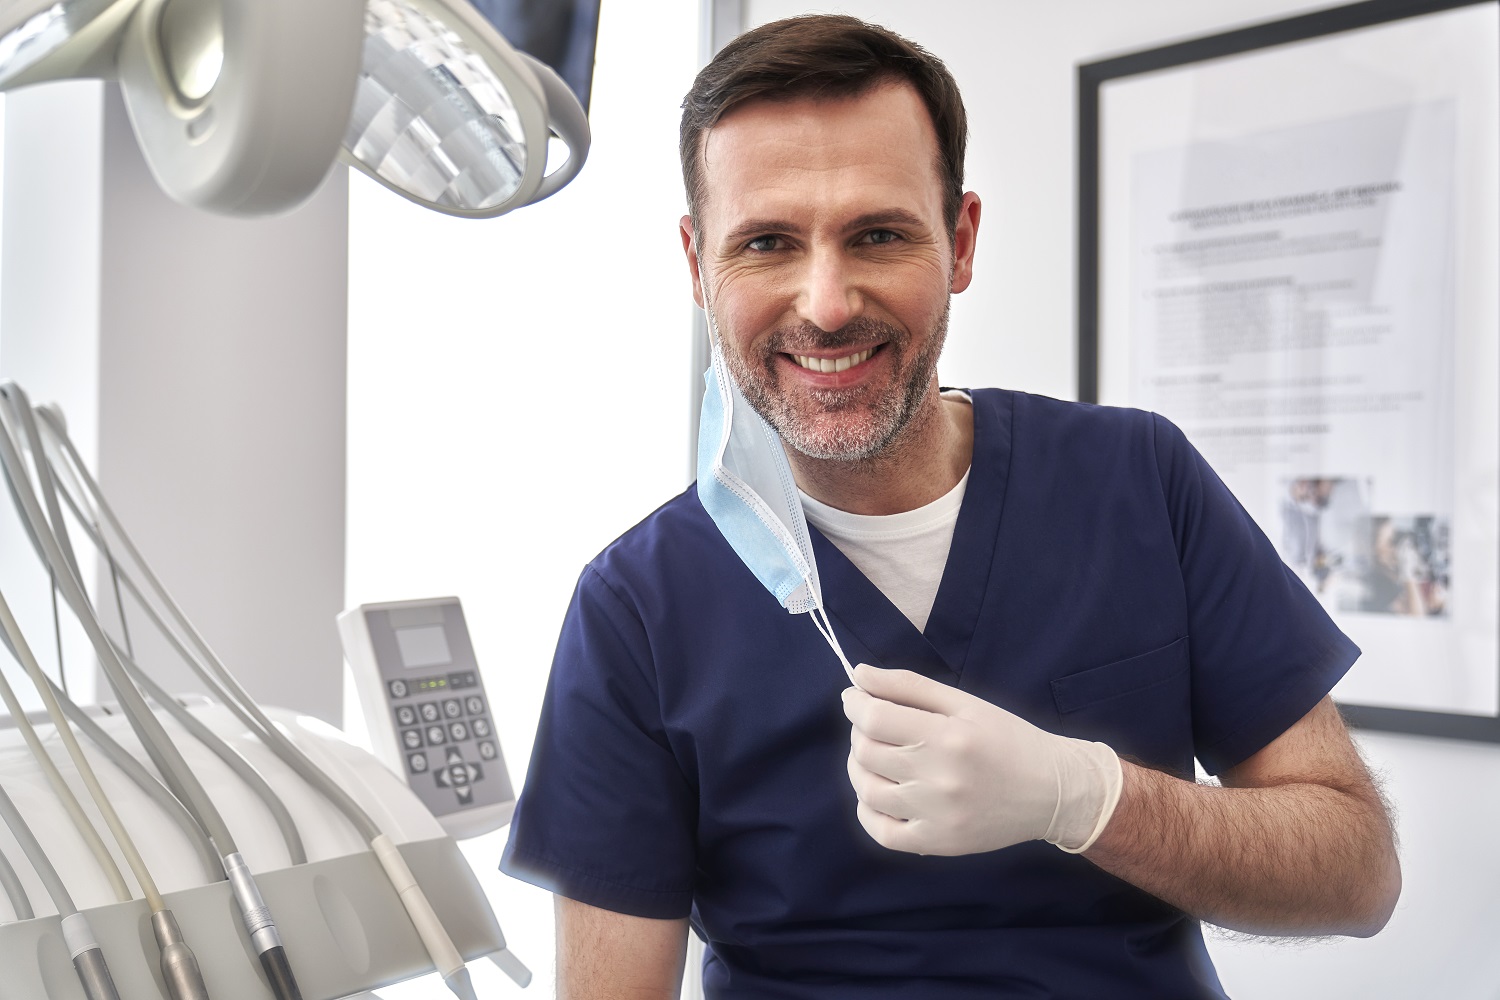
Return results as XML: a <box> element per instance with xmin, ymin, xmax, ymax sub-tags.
<box><xmin>696</xmin><ymin>305</ymin><xmax>854</xmax><ymax>681</ymax></box>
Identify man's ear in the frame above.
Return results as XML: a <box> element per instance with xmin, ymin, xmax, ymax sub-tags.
<box><xmin>681</xmin><ymin>215</ymin><xmax>704</xmax><ymax>309</ymax></box>
<box><xmin>949</xmin><ymin>192</ymin><xmax>982</xmax><ymax>294</ymax></box>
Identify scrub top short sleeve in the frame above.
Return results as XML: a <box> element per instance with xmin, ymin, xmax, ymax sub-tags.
<box><xmin>501</xmin><ymin>565</ymin><xmax>696</xmax><ymax>919</ymax></box>
<box><xmin>1150</xmin><ymin>413</ymin><xmax>1361</xmax><ymax>774</ymax></box>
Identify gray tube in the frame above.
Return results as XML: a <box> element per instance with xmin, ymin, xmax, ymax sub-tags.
<box><xmin>43</xmin><ymin>674</ymin><xmax>224</xmax><ymax>880</ymax></box>
<box><xmin>0</xmin><ymin>384</ymin><xmax>240</xmax><ymax>857</ymax></box>
<box><xmin>0</xmin><ymin>837</ymin><xmax>33</xmax><ymax>921</ymax></box>
<box><xmin>42</xmin><ymin>482</ymin><xmax>307</xmax><ymax>865</ymax></box>
<box><xmin>0</xmin><ymin>784</ymin><xmax>75</xmax><ymax>915</ymax></box>
<box><xmin>35</xmin><ymin>407</ymin><xmax>384</xmax><ymax>842</ymax></box>
<box><xmin>115</xmin><ymin>651</ymin><xmax>307</xmax><ymax>865</ymax></box>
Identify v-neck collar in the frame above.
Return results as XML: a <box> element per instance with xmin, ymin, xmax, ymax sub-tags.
<box><xmin>811</xmin><ymin>389</ymin><xmax>1014</xmax><ymax>683</ymax></box>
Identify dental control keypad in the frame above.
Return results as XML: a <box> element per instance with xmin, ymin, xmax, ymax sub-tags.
<box><xmin>388</xmin><ymin>673</ymin><xmax>497</xmax><ymax>805</ymax></box>
<box><xmin>339</xmin><ymin>598</ymin><xmax>516</xmax><ymax>836</ymax></box>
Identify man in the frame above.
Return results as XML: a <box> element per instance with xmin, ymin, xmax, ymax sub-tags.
<box><xmin>502</xmin><ymin>15</ymin><xmax>1400</xmax><ymax>998</ymax></box>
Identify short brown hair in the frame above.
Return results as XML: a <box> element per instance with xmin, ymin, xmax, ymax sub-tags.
<box><xmin>680</xmin><ymin>15</ymin><xmax>968</xmax><ymax>240</ymax></box>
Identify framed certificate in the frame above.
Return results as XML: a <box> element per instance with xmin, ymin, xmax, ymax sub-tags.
<box><xmin>1078</xmin><ymin>0</ymin><xmax>1500</xmax><ymax>741</ymax></box>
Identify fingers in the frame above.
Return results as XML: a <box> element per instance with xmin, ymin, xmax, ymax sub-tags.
<box><xmin>851</xmin><ymin>663</ymin><xmax>971</xmax><ymax>715</ymax></box>
<box><xmin>842</xmin><ymin>684</ymin><xmax>940</xmax><ymax>747</ymax></box>
<box><xmin>845</xmin><ymin>749</ymin><xmax>913</xmax><ymax>819</ymax></box>
<box><xmin>849</xmin><ymin>726</ymin><xmax>922</xmax><ymax>782</ymax></box>
<box><xmin>855</xmin><ymin>801</ymin><xmax>922</xmax><ymax>854</ymax></box>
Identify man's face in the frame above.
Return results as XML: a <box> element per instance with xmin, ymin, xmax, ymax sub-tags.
<box><xmin>682</xmin><ymin>82</ymin><xmax>980</xmax><ymax>461</ymax></box>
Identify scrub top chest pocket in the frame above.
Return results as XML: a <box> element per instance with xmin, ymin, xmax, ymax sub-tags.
<box><xmin>1050</xmin><ymin>636</ymin><xmax>1192</xmax><ymax>777</ymax></box>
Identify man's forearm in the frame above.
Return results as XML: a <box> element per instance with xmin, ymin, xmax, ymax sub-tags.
<box><xmin>1083</xmin><ymin>755</ymin><xmax>1400</xmax><ymax>936</ymax></box>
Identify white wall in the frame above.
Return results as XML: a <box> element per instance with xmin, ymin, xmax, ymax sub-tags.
<box><xmin>344</xmin><ymin>3</ymin><xmax>703</xmax><ymax>995</ymax></box>
<box><xmin>735</xmin><ymin>2</ymin><xmax>1496</xmax><ymax>997</ymax></box>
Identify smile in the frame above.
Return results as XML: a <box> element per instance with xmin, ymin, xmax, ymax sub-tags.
<box><xmin>790</xmin><ymin>348</ymin><xmax>875</xmax><ymax>373</ymax></box>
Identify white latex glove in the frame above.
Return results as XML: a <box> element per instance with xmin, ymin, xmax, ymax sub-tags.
<box><xmin>842</xmin><ymin>663</ymin><xmax>1123</xmax><ymax>857</ymax></box>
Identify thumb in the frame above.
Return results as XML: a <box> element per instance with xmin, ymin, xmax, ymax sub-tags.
<box><xmin>852</xmin><ymin>663</ymin><xmax>970</xmax><ymax>716</ymax></box>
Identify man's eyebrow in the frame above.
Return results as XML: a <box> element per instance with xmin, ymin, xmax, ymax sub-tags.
<box><xmin>720</xmin><ymin>210</ymin><xmax>930</xmax><ymax>247</ymax></box>
<box><xmin>845</xmin><ymin>209</ymin><xmax>928</xmax><ymax>232</ymax></box>
<box><xmin>721</xmin><ymin>219</ymin><xmax>800</xmax><ymax>246</ymax></box>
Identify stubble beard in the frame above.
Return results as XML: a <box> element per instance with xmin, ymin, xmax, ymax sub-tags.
<box><xmin>720</xmin><ymin>302</ymin><xmax>950</xmax><ymax>463</ymax></box>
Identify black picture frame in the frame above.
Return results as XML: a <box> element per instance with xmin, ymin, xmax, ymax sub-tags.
<box><xmin>1077</xmin><ymin>0</ymin><xmax>1500</xmax><ymax>743</ymax></box>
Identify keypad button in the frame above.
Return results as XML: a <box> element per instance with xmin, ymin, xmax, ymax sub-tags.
<box><xmin>464</xmin><ymin>672</ymin><xmax>477</xmax><ymax>686</ymax></box>
<box><xmin>419</xmin><ymin>702</ymin><xmax>440</xmax><ymax>723</ymax></box>
<box><xmin>408</xmin><ymin>752</ymin><xmax>428</xmax><ymax>773</ymax></box>
<box><xmin>477</xmin><ymin>740</ymin><xmax>497</xmax><ymax>761</ymax></box>
<box><xmin>442</xmin><ymin>698</ymin><xmax>462</xmax><ymax>719</ymax></box>
<box><xmin>425</xmin><ymin>725</ymin><xmax>446</xmax><ymax>746</ymax></box>
<box><xmin>448</xmin><ymin>721</ymin><xmax>469</xmax><ymax>742</ymax></box>
<box><xmin>401</xmin><ymin>729</ymin><xmax>423</xmax><ymax>750</ymax></box>
<box><xmin>471</xmin><ymin>717</ymin><xmax>491</xmax><ymax>738</ymax></box>
<box><xmin>444</xmin><ymin>748</ymin><xmax>464</xmax><ymax>766</ymax></box>
<box><xmin>456</xmin><ymin>785</ymin><xmax>474</xmax><ymax>805</ymax></box>
<box><xmin>465</xmin><ymin>696</ymin><xmax>485</xmax><ymax>715</ymax></box>
<box><xmin>395</xmin><ymin>705</ymin><xmax>417</xmax><ymax>727</ymax></box>
<box><xmin>449</xmin><ymin>764</ymin><xmax>470</xmax><ymax>787</ymax></box>
<box><xmin>388</xmin><ymin>679</ymin><xmax>408</xmax><ymax>699</ymax></box>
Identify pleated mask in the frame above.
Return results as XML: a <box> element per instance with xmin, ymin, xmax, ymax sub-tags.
<box><xmin>695</xmin><ymin>308</ymin><xmax>855</xmax><ymax>681</ymax></box>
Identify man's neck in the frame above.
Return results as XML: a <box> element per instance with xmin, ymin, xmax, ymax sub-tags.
<box><xmin>788</xmin><ymin>384</ymin><xmax>974</xmax><ymax>516</ymax></box>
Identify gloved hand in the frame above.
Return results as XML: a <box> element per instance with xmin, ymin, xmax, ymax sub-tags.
<box><xmin>842</xmin><ymin>663</ymin><xmax>1123</xmax><ymax>856</ymax></box>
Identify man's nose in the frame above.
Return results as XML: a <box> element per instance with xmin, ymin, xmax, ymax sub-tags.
<box><xmin>795</xmin><ymin>247</ymin><xmax>863</xmax><ymax>333</ymax></box>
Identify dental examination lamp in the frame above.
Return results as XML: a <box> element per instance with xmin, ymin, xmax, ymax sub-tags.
<box><xmin>0</xmin><ymin>0</ymin><xmax>590</xmax><ymax>217</ymax></box>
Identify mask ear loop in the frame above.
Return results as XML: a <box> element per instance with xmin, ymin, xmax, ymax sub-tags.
<box><xmin>809</xmin><ymin>598</ymin><xmax>856</xmax><ymax>684</ymax></box>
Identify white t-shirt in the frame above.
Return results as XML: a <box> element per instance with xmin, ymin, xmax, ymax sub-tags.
<box><xmin>800</xmin><ymin>399</ymin><xmax>971</xmax><ymax>634</ymax></box>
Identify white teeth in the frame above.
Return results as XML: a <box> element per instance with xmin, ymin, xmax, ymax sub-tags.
<box><xmin>792</xmin><ymin>348</ymin><xmax>873</xmax><ymax>373</ymax></box>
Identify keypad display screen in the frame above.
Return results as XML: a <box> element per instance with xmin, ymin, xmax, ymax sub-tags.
<box><xmin>394</xmin><ymin>623</ymin><xmax>453</xmax><ymax>669</ymax></box>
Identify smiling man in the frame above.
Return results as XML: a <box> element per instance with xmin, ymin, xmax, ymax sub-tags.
<box><xmin>501</xmin><ymin>15</ymin><xmax>1400</xmax><ymax>999</ymax></box>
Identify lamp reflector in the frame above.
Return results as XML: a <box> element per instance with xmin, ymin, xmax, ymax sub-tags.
<box><xmin>0</xmin><ymin>0</ymin><xmax>118</xmax><ymax>87</ymax></box>
<box><xmin>157</xmin><ymin>0</ymin><xmax>221</xmax><ymax>102</ymax></box>
<box><xmin>346</xmin><ymin>0</ymin><xmax>529</xmax><ymax>212</ymax></box>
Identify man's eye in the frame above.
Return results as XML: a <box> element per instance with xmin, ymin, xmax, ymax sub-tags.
<box><xmin>862</xmin><ymin>229</ymin><xmax>901</xmax><ymax>245</ymax></box>
<box><xmin>746</xmin><ymin>235</ymin><xmax>782</xmax><ymax>252</ymax></box>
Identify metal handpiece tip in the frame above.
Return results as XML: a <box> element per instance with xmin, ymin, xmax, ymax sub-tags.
<box><xmin>151</xmin><ymin>909</ymin><xmax>210</xmax><ymax>1000</ymax></box>
<box><xmin>259</xmin><ymin>944</ymin><xmax>303</xmax><ymax>1000</ymax></box>
<box><xmin>72</xmin><ymin>946</ymin><xmax>122</xmax><ymax>1000</ymax></box>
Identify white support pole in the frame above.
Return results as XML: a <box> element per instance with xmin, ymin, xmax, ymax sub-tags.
<box><xmin>0</xmin><ymin>83</ymin><xmax>350</xmax><ymax>724</ymax></box>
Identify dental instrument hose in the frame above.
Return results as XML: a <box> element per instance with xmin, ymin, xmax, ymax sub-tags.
<box><xmin>0</xmin><ymin>832</ymin><xmax>33</xmax><ymax>921</ymax></box>
<box><xmin>0</xmin><ymin>785</ymin><xmax>120</xmax><ymax>995</ymax></box>
<box><xmin>42</xmin><ymin>474</ymin><xmax>307</xmax><ymax>866</ymax></box>
<box><xmin>0</xmin><ymin>391</ymin><xmax>214</xmax><ymax>1000</ymax></box>
<box><xmin>0</xmin><ymin>664</ymin><xmax>130</xmax><ymax>903</ymax></box>
<box><xmin>0</xmin><ymin>502</ymin><xmax>224</xmax><ymax>883</ymax></box>
<box><xmin>40</xmin><ymin>671</ymin><xmax>225</xmax><ymax>881</ymax></box>
<box><xmin>0</xmin><ymin>590</ymin><xmax>210</xmax><ymax>1000</ymax></box>
<box><xmin>11</xmin><ymin>397</ymin><xmax>306</xmax><ymax>999</ymax></box>
<box><xmin>35</xmin><ymin>402</ymin><xmax>481</xmax><ymax>1000</ymax></box>
<box><xmin>3</xmin><ymin>387</ymin><xmax>303</xmax><ymax>1000</ymax></box>
<box><xmin>0</xmin><ymin>785</ymin><xmax>122</xmax><ymax>1000</ymax></box>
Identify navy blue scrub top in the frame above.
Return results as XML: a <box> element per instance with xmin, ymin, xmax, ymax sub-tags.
<box><xmin>502</xmin><ymin>389</ymin><xmax>1359</xmax><ymax>999</ymax></box>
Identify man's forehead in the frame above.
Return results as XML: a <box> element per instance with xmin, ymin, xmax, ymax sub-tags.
<box><xmin>697</xmin><ymin>82</ymin><xmax>944</xmax><ymax>227</ymax></box>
